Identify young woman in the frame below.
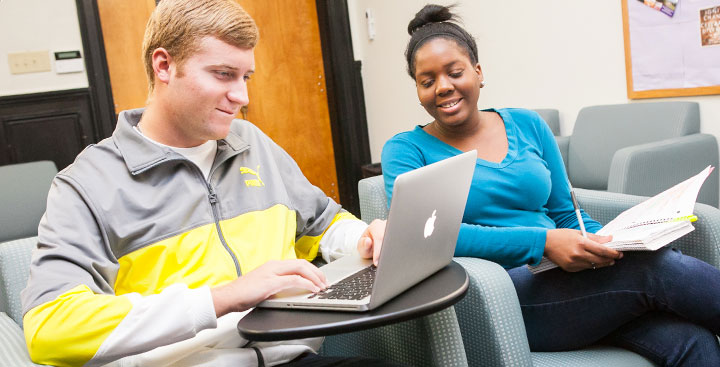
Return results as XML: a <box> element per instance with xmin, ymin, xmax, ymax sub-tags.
<box><xmin>381</xmin><ymin>4</ymin><xmax>720</xmax><ymax>366</ymax></box>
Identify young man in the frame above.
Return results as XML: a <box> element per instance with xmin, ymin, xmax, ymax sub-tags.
<box><xmin>20</xmin><ymin>1</ymin><xmax>389</xmax><ymax>366</ymax></box>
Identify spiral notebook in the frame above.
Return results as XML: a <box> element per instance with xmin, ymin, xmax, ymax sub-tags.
<box><xmin>529</xmin><ymin>165</ymin><xmax>714</xmax><ymax>274</ymax></box>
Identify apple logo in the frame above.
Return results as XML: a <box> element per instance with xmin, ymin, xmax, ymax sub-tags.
<box><xmin>424</xmin><ymin>210</ymin><xmax>437</xmax><ymax>238</ymax></box>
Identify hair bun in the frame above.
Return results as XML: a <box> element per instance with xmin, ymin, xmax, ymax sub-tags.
<box><xmin>407</xmin><ymin>4</ymin><xmax>454</xmax><ymax>35</ymax></box>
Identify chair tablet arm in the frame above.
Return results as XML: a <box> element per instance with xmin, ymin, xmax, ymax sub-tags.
<box><xmin>453</xmin><ymin>257</ymin><xmax>533</xmax><ymax>367</ymax></box>
<box><xmin>608</xmin><ymin>134</ymin><xmax>719</xmax><ymax>207</ymax></box>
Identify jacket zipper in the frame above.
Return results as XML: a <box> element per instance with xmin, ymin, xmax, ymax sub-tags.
<box><xmin>207</xmin><ymin>184</ymin><xmax>242</xmax><ymax>276</ymax></box>
<box><xmin>156</xmin><ymin>151</ymin><xmax>248</xmax><ymax>277</ymax></box>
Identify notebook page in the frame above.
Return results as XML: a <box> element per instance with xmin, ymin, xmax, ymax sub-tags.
<box><xmin>598</xmin><ymin>165</ymin><xmax>713</xmax><ymax>235</ymax></box>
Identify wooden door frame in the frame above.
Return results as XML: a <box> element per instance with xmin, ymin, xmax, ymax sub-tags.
<box><xmin>76</xmin><ymin>0</ymin><xmax>370</xmax><ymax>215</ymax></box>
<box><xmin>316</xmin><ymin>0</ymin><xmax>371</xmax><ymax>215</ymax></box>
<box><xmin>75</xmin><ymin>0</ymin><xmax>117</xmax><ymax>139</ymax></box>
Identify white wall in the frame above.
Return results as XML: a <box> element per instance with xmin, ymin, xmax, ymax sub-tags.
<box><xmin>348</xmin><ymin>0</ymin><xmax>720</xmax><ymax>162</ymax></box>
<box><xmin>0</xmin><ymin>0</ymin><xmax>88</xmax><ymax>96</ymax></box>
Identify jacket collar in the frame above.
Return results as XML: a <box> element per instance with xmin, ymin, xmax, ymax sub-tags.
<box><xmin>114</xmin><ymin>108</ymin><xmax>249</xmax><ymax>175</ymax></box>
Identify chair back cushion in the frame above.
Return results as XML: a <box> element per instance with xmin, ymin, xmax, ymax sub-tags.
<box><xmin>0</xmin><ymin>237</ymin><xmax>36</xmax><ymax>326</ymax></box>
<box><xmin>568</xmin><ymin>102</ymin><xmax>699</xmax><ymax>190</ymax></box>
<box><xmin>358</xmin><ymin>175</ymin><xmax>389</xmax><ymax>223</ymax></box>
<box><xmin>532</xmin><ymin>109</ymin><xmax>560</xmax><ymax>136</ymax></box>
<box><xmin>0</xmin><ymin>161</ymin><xmax>57</xmax><ymax>243</ymax></box>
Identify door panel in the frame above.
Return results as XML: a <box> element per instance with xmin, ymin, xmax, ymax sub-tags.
<box><xmin>0</xmin><ymin>90</ymin><xmax>95</xmax><ymax>170</ymax></box>
<box><xmin>237</xmin><ymin>0</ymin><xmax>339</xmax><ymax>202</ymax></box>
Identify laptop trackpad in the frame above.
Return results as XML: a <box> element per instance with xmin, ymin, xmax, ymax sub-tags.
<box><xmin>272</xmin><ymin>288</ymin><xmax>313</xmax><ymax>298</ymax></box>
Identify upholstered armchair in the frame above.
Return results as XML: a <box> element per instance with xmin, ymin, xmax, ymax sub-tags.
<box><xmin>0</xmin><ymin>237</ymin><xmax>45</xmax><ymax>366</ymax></box>
<box><xmin>355</xmin><ymin>175</ymin><xmax>720</xmax><ymax>366</ymax></box>
<box><xmin>556</xmin><ymin>102</ymin><xmax>719</xmax><ymax>207</ymax></box>
<box><xmin>0</xmin><ymin>161</ymin><xmax>56</xmax><ymax>365</ymax></box>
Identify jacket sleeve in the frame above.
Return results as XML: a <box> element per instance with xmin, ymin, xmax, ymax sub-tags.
<box><xmin>319</xmin><ymin>219</ymin><xmax>368</xmax><ymax>262</ymax></box>
<box><xmin>21</xmin><ymin>175</ymin><xmax>217</xmax><ymax>367</ymax></box>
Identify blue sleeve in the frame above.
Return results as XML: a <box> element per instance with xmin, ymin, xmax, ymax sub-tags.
<box><xmin>382</xmin><ymin>134</ymin><xmax>546</xmax><ymax>268</ymax></box>
<box><xmin>455</xmin><ymin>224</ymin><xmax>547</xmax><ymax>268</ymax></box>
<box><xmin>535</xmin><ymin>113</ymin><xmax>602</xmax><ymax>233</ymax></box>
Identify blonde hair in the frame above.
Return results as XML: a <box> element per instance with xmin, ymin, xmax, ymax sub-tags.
<box><xmin>142</xmin><ymin>0</ymin><xmax>259</xmax><ymax>92</ymax></box>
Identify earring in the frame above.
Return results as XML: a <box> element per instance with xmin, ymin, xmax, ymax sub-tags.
<box><xmin>480</xmin><ymin>80</ymin><xmax>486</xmax><ymax>88</ymax></box>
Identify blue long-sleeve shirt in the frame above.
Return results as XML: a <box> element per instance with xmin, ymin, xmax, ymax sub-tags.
<box><xmin>381</xmin><ymin>108</ymin><xmax>601</xmax><ymax>268</ymax></box>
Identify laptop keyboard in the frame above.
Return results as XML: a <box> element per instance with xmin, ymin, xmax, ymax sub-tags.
<box><xmin>308</xmin><ymin>265</ymin><xmax>377</xmax><ymax>300</ymax></box>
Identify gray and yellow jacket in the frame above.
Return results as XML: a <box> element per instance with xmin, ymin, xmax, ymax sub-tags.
<box><xmin>21</xmin><ymin>109</ymin><xmax>362</xmax><ymax>366</ymax></box>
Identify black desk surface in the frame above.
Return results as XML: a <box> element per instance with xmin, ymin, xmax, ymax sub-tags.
<box><xmin>237</xmin><ymin>261</ymin><xmax>469</xmax><ymax>341</ymax></box>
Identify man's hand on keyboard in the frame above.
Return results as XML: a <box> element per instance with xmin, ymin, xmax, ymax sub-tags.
<box><xmin>357</xmin><ymin>219</ymin><xmax>386</xmax><ymax>266</ymax></box>
<box><xmin>210</xmin><ymin>259</ymin><xmax>328</xmax><ymax>316</ymax></box>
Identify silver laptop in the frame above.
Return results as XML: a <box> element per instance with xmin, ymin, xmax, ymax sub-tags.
<box><xmin>258</xmin><ymin>150</ymin><xmax>476</xmax><ymax>312</ymax></box>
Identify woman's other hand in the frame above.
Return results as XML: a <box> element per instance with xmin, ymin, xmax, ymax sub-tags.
<box><xmin>544</xmin><ymin>229</ymin><xmax>623</xmax><ymax>272</ymax></box>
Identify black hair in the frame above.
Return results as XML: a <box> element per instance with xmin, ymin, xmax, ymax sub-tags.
<box><xmin>405</xmin><ymin>4</ymin><xmax>478</xmax><ymax>79</ymax></box>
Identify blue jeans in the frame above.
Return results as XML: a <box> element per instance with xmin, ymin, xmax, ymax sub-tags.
<box><xmin>508</xmin><ymin>247</ymin><xmax>720</xmax><ymax>366</ymax></box>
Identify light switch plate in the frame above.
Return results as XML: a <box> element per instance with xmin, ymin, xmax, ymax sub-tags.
<box><xmin>8</xmin><ymin>51</ymin><xmax>51</xmax><ymax>74</ymax></box>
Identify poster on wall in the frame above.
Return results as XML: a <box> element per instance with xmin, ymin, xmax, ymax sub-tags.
<box><xmin>701</xmin><ymin>5</ymin><xmax>720</xmax><ymax>46</ymax></box>
<box><xmin>622</xmin><ymin>0</ymin><xmax>720</xmax><ymax>98</ymax></box>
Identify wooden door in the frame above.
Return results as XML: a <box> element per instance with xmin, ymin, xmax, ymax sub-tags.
<box><xmin>96</xmin><ymin>0</ymin><xmax>340</xmax><ymax>202</ymax></box>
<box><xmin>96</xmin><ymin>0</ymin><xmax>156</xmax><ymax>112</ymax></box>
<box><xmin>236</xmin><ymin>0</ymin><xmax>339</xmax><ymax>202</ymax></box>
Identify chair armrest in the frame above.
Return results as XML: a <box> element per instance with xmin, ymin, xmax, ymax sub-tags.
<box><xmin>321</xmin><ymin>307</ymin><xmax>468</xmax><ymax>367</ymax></box>
<box><xmin>453</xmin><ymin>257</ymin><xmax>533</xmax><ymax>367</ymax></box>
<box><xmin>0</xmin><ymin>312</ymin><xmax>35</xmax><ymax>366</ymax></box>
<box><xmin>573</xmin><ymin>188</ymin><xmax>646</xmax><ymax>225</ymax></box>
<box><xmin>607</xmin><ymin>134</ymin><xmax>719</xmax><ymax>207</ymax></box>
<box><xmin>574</xmin><ymin>188</ymin><xmax>720</xmax><ymax>268</ymax></box>
<box><xmin>358</xmin><ymin>175</ymin><xmax>388</xmax><ymax>223</ymax></box>
<box><xmin>0</xmin><ymin>237</ymin><xmax>36</xmax><ymax>327</ymax></box>
<box><xmin>555</xmin><ymin>136</ymin><xmax>570</xmax><ymax>172</ymax></box>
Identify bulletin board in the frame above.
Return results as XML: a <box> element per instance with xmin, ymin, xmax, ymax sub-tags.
<box><xmin>622</xmin><ymin>0</ymin><xmax>720</xmax><ymax>99</ymax></box>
